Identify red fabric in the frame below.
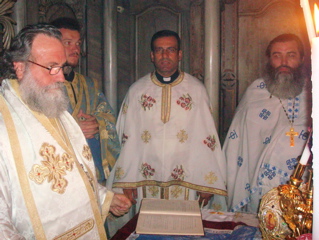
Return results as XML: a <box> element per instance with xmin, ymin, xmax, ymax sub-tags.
<box><xmin>110</xmin><ymin>215</ymin><xmax>247</xmax><ymax>240</ymax></box>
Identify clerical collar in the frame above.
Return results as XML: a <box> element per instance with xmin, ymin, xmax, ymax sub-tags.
<box><xmin>155</xmin><ymin>70</ymin><xmax>179</xmax><ymax>84</ymax></box>
<box><xmin>64</xmin><ymin>69</ymin><xmax>75</xmax><ymax>82</ymax></box>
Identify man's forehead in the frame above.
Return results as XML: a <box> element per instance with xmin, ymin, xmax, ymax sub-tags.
<box><xmin>60</xmin><ymin>28</ymin><xmax>81</xmax><ymax>39</ymax></box>
<box><xmin>271</xmin><ymin>41</ymin><xmax>299</xmax><ymax>53</ymax></box>
<box><xmin>30</xmin><ymin>34</ymin><xmax>65</xmax><ymax>60</ymax></box>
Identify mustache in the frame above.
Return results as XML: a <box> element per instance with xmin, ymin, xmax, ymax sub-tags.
<box><xmin>275</xmin><ymin>65</ymin><xmax>293</xmax><ymax>73</ymax></box>
<box><xmin>69</xmin><ymin>52</ymin><xmax>79</xmax><ymax>57</ymax></box>
<box><xmin>44</xmin><ymin>82</ymin><xmax>64</xmax><ymax>91</ymax></box>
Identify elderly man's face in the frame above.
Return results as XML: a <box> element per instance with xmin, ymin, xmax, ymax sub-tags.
<box><xmin>151</xmin><ymin>36</ymin><xmax>182</xmax><ymax>77</ymax></box>
<box><xmin>26</xmin><ymin>34</ymin><xmax>66</xmax><ymax>87</ymax></box>
<box><xmin>15</xmin><ymin>34</ymin><xmax>68</xmax><ymax>117</ymax></box>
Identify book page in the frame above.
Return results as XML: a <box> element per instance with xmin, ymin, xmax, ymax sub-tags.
<box><xmin>140</xmin><ymin>199</ymin><xmax>200</xmax><ymax>216</ymax></box>
<box><xmin>136</xmin><ymin>199</ymin><xmax>204</xmax><ymax>236</ymax></box>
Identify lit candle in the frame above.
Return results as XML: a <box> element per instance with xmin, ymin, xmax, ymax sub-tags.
<box><xmin>300</xmin><ymin>0</ymin><xmax>316</xmax><ymax>41</ymax></box>
<box><xmin>311</xmin><ymin>3</ymin><xmax>319</xmax><ymax>238</ymax></box>
<box><xmin>299</xmin><ymin>141</ymin><xmax>310</xmax><ymax>165</ymax></box>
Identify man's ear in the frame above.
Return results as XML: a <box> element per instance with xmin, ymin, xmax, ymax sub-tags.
<box><xmin>13</xmin><ymin>62</ymin><xmax>25</xmax><ymax>80</ymax></box>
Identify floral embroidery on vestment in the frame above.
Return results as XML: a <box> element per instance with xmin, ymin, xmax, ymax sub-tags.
<box><xmin>121</xmin><ymin>133</ymin><xmax>128</xmax><ymax>145</ymax></box>
<box><xmin>82</xmin><ymin>145</ymin><xmax>92</xmax><ymax>161</ymax></box>
<box><xmin>141</xmin><ymin>130</ymin><xmax>151</xmax><ymax>143</ymax></box>
<box><xmin>170</xmin><ymin>186</ymin><xmax>183</xmax><ymax>198</ymax></box>
<box><xmin>115</xmin><ymin>166</ymin><xmax>125</xmax><ymax>180</ymax></box>
<box><xmin>29</xmin><ymin>143</ymin><xmax>74</xmax><ymax>194</ymax></box>
<box><xmin>177</xmin><ymin>129</ymin><xmax>188</xmax><ymax>143</ymax></box>
<box><xmin>205</xmin><ymin>171</ymin><xmax>217</xmax><ymax>185</ymax></box>
<box><xmin>148</xmin><ymin>186</ymin><xmax>159</xmax><ymax>197</ymax></box>
<box><xmin>140</xmin><ymin>163</ymin><xmax>155</xmax><ymax>179</ymax></box>
<box><xmin>211</xmin><ymin>203</ymin><xmax>223</xmax><ymax>211</ymax></box>
<box><xmin>140</xmin><ymin>94</ymin><xmax>156</xmax><ymax>110</ymax></box>
<box><xmin>122</xmin><ymin>103</ymin><xmax>128</xmax><ymax>114</ymax></box>
<box><xmin>176</xmin><ymin>93</ymin><xmax>193</xmax><ymax>110</ymax></box>
<box><xmin>171</xmin><ymin>165</ymin><xmax>185</xmax><ymax>181</ymax></box>
<box><xmin>203</xmin><ymin>135</ymin><xmax>217</xmax><ymax>151</ymax></box>
<box><xmin>96</xmin><ymin>102</ymin><xmax>108</xmax><ymax>112</ymax></box>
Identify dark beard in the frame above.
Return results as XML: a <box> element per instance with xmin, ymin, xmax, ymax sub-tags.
<box><xmin>264</xmin><ymin>63</ymin><xmax>305</xmax><ymax>99</ymax></box>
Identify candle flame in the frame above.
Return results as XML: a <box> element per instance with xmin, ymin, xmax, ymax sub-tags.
<box><xmin>315</xmin><ymin>4</ymin><xmax>319</xmax><ymax>35</ymax></box>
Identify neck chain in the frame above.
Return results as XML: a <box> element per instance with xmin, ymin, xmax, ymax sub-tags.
<box><xmin>279</xmin><ymin>98</ymin><xmax>298</xmax><ymax>147</ymax></box>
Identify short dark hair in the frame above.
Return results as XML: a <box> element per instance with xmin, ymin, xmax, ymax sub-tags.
<box><xmin>1</xmin><ymin>24</ymin><xmax>62</xmax><ymax>79</ymax></box>
<box><xmin>266</xmin><ymin>33</ymin><xmax>304</xmax><ymax>59</ymax></box>
<box><xmin>50</xmin><ymin>17</ymin><xmax>81</xmax><ymax>32</ymax></box>
<box><xmin>150</xmin><ymin>30</ymin><xmax>181</xmax><ymax>51</ymax></box>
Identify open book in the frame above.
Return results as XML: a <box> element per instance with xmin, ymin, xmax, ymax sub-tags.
<box><xmin>136</xmin><ymin>198</ymin><xmax>204</xmax><ymax>236</ymax></box>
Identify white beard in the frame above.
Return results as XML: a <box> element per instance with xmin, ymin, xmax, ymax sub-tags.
<box><xmin>19</xmin><ymin>68</ymin><xmax>69</xmax><ymax>118</ymax></box>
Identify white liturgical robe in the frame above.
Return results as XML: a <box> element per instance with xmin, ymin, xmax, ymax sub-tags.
<box><xmin>223</xmin><ymin>78</ymin><xmax>311</xmax><ymax>214</ymax></box>
<box><xmin>0</xmin><ymin>79</ymin><xmax>113</xmax><ymax>239</ymax></box>
<box><xmin>108</xmin><ymin>72</ymin><xmax>227</xmax><ymax>211</ymax></box>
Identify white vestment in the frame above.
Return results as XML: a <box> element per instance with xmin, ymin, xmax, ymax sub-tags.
<box><xmin>107</xmin><ymin>72</ymin><xmax>227</xmax><ymax>210</ymax></box>
<box><xmin>0</xmin><ymin>79</ymin><xmax>114</xmax><ymax>239</ymax></box>
<box><xmin>223</xmin><ymin>78</ymin><xmax>311</xmax><ymax>213</ymax></box>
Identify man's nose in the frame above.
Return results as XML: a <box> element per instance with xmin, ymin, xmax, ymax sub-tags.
<box><xmin>70</xmin><ymin>43</ymin><xmax>80</xmax><ymax>53</ymax></box>
<box><xmin>281</xmin><ymin>56</ymin><xmax>288</xmax><ymax>66</ymax></box>
<box><xmin>161</xmin><ymin>49</ymin><xmax>169</xmax><ymax>57</ymax></box>
<box><xmin>54</xmin><ymin>68</ymin><xmax>65</xmax><ymax>83</ymax></box>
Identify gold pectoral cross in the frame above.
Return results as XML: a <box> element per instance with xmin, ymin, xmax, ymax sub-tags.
<box><xmin>286</xmin><ymin>127</ymin><xmax>298</xmax><ymax>147</ymax></box>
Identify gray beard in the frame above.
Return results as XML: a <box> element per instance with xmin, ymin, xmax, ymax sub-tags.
<box><xmin>19</xmin><ymin>68</ymin><xmax>69</xmax><ymax>118</ymax></box>
<box><xmin>264</xmin><ymin>63</ymin><xmax>305</xmax><ymax>99</ymax></box>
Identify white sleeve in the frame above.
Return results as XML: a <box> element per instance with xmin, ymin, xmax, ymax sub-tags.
<box><xmin>0</xmin><ymin>151</ymin><xmax>26</xmax><ymax>240</ymax></box>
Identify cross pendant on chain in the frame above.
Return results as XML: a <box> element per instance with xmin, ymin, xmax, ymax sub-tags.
<box><xmin>286</xmin><ymin>127</ymin><xmax>298</xmax><ymax>147</ymax></box>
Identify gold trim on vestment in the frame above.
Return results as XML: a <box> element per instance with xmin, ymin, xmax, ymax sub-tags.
<box><xmin>6</xmin><ymin>80</ymin><xmax>108</xmax><ymax>239</ymax></box>
<box><xmin>0</xmin><ymin>93</ymin><xmax>47</xmax><ymax>240</ymax></box>
<box><xmin>113</xmin><ymin>179</ymin><xmax>227</xmax><ymax>196</ymax></box>
<box><xmin>53</xmin><ymin>219</ymin><xmax>95</xmax><ymax>240</ymax></box>
<box><xmin>65</xmin><ymin>73</ymin><xmax>93</xmax><ymax>120</ymax></box>
<box><xmin>151</xmin><ymin>71</ymin><xmax>184</xmax><ymax>123</ymax></box>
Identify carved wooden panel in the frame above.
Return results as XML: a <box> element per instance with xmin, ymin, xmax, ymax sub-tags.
<box><xmin>135</xmin><ymin>6</ymin><xmax>181</xmax><ymax>79</ymax></box>
<box><xmin>116</xmin><ymin>0</ymin><xmax>197</xmax><ymax>111</ymax></box>
<box><xmin>38</xmin><ymin>0</ymin><xmax>83</xmax><ymax>23</ymax></box>
<box><xmin>220</xmin><ymin>1</ymin><xmax>238</xmax><ymax>142</ymax></box>
<box><xmin>190</xmin><ymin>0</ymin><xmax>204</xmax><ymax>81</ymax></box>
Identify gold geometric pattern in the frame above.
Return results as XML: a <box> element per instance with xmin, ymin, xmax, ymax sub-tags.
<box><xmin>148</xmin><ymin>186</ymin><xmax>159</xmax><ymax>197</ymax></box>
<box><xmin>170</xmin><ymin>186</ymin><xmax>183</xmax><ymax>198</ymax></box>
<box><xmin>82</xmin><ymin>145</ymin><xmax>92</xmax><ymax>161</ymax></box>
<box><xmin>115</xmin><ymin>166</ymin><xmax>125</xmax><ymax>180</ymax></box>
<box><xmin>29</xmin><ymin>143</ymin><xmax>75</xmax><ymax>194</ymax></box>
<box><xmin>211</xmin><ymin>203</ymin><xmax>222</xmax><ymax>212</ymax></box>
<box><xmin>53</xmin><ymin>218</ymin><xmax>94</xmax><ymax>240</ymax></box>
<box><xmin>205</xmin><ymin>171</ymin><xmax>218</xmax><ymax>185</ymax></box>
<box><xmin>177</xmin><ymin>129</ymin><xmax>188</xmax><ymax>143</ymax></box>
<box><xmin>141</xmin><ymin>130</ymin><xmax>151</xmax><ymax>143</ymax></box>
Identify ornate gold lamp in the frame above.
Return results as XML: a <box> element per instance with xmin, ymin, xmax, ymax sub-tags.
<box><xmin>258</xmin><ymin>146</ymin><xmax>313</xmax><ymax>239</ymax></box>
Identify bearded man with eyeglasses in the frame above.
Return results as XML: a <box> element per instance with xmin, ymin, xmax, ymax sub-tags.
<box><xmin>106</xmin><ymin>30</ymin><xmax>227</xmax><ymax>236</ymax></box>
<box><xmin>0</xmin><ymin>24</ymin><xmax>131</xmax><ymax>239</ymax></box>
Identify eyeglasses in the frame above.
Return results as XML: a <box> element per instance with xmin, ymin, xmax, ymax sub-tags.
<box><xmin>153</xmin><ymin>47</ymin><xmax>178</xmax><ymax>54</ymax></box>
<box><xmin>27</xmin><ymin>60</ymin><xmax>69</xmax><ymax>75</ymax></box>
